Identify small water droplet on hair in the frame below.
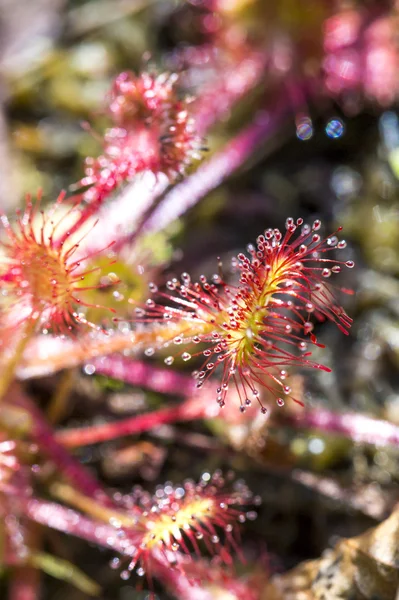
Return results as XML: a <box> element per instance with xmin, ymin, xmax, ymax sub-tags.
<box><xmin>148</xmin><ymin>282</ymin><xmax>158</xmax><ymax>293</ymax></box>
<box><xmin>304</xmin><ymin>322</ymin><xmax>313</xmax><ymax>334</ymax></box>
<box><xmin>109</xmin><ymin>557</ymin><xmax>121</xmax><ymax>569</ymax></box>
<box><xmin>312</xmin><ymin>219</ymin><xmax>321</xmax><ymax>231</ymax></box>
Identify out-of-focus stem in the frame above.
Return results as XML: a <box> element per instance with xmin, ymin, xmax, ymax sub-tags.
<box><xmin>8</xmin><ymin>566</ymin><xmax>40</xmax><ymax>600</ymax></box>
<box><xmin>92</xmin><ymin>355</ymin><xmax>195</xmax><ymax>396</ymax></box>
<box><xmin>285</xmin><ymin>407</ymin><xmax>399</xmax><ymax>447</ymax></box>
<box><xmin>19</xmin><ymin>321</ymin><xmax>190</xmax><ymax>379</ymax></box>
<box><xmin>50</xmin><ymin>482</ymin><xmax>139</xmax><ymax>524</ymax></box>
<box><xmin>22</xmin><ymin>499</ymin><xmax>129</xmax><ymax>554</ymax></box>
<box><xmin>55</xmin><ymin>396</ymin><xmax>208</xmax><ymax>448</ymax></box>
<box><xmin>60</xmin><ymin>172</ymin><xmax>169</xmax><ymax>257</ymax></box>
<box><xmin>14</xmin><ymin>390</ymin><xmax>111</xmax><ymax>505</ymax></box>
<box><xmin>47</xmin><ymin>369</ymin><xmax>76</xmax><ymax>423</ymax></box>
<box><xmin>292</xmin><ymin>470</ymin><xmax>397</xmax><ymax>519</ymax></box>
<box><xmin>8</xmin><ymin>523</ymin><xmax>41</xmax><ymax>600</ymax></box>
<box><xmin>0</xmin><ymin>317</ymin><xmax>37</xmax><ymax>403</ymax></box>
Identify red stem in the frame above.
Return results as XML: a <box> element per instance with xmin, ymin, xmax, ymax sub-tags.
<box><xmin>55</xmin><ymin>397</ymin><xmax>207</xmax><ymax>448</ymax></box>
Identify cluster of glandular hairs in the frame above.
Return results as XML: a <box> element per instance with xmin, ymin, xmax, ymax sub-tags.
<box><xmin>0</xmin><ymin>191</ymin><xmax>115</xmax><ymax>336</ymax></box>
<box><xmin>81</xmin><ymin>71</ymin><xmax>203</xmax><ymax>204</ymax></box>
<box><xmin>110</xmin><ymin>471</ymin><xmax>257</xmax><ymax>580</ymax></box>
<box><xmin>141</xmin><ymin>218</ymin><xmax>354</xmax><ymax>413</ymax></box>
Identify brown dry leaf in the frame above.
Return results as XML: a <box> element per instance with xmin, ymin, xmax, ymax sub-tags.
<box><xmin>263</xmin><ymin>509</ymin><xmax>399</xmax><ymax>600</ymax></box>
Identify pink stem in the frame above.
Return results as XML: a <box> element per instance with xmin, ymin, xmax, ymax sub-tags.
<box><xmin>287</xmin><ymin>407</ymin><xmax>399</xmax><ymax>447</ymax></box>
<box><xmin>14</xmin><ymin>390</ymin><xmax>111</xmax><ymax>505</ymax></box>
<box><xmin>92</xmin><ymin>355</ymin><xmax>196</xmax><ymax>396</ymax></box>
<box><xmin>55</xmin><ymin>396</ymin><xmax>208</xmax><ymax>448</ymax></box>
<box><xmin>58</xmin><ymin>172</ymin><xmax>169</xmax><ymax>258</ymax></box>
<box><xmin>23</xmin><ymin>498</ymin><xmax>129</xmax><ymax>553</ymax></box>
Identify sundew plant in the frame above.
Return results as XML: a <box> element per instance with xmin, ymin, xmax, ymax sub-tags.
<box><xmin>0</xmin><ymin>1</ymin><xmax>399</xmax><ymax>599</ymax></box>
